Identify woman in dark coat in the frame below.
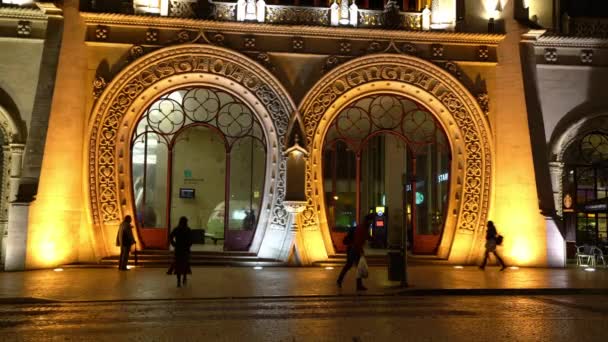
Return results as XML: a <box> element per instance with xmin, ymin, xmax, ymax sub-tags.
<box><xmin>170</xmin><ymin>216</ymin><xmax>193</xmax><ymax>287</ymax></box>
<box><xmin>479</xmin><ymin>220</ymin><xmax>507</xmax><ymax>271</ymax></box>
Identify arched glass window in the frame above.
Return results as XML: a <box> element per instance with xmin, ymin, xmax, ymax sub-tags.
<box><xmin>322</xmin><ymin>95</ymin><xmax>450</xmax><ymax>254</ymax></box>
<box><xmin>131</xmin><ymin>87</ymin><xmax>266</xmax><ymax>251</ymax></box>
<box><xmin>563</xmin><ymin>132</ymin><xmax>608</xmax><ymax>246</ymax></box>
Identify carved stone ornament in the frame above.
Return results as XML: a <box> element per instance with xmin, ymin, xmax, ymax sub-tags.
<box><xmin>129</xmin><ymin>45</ymin><xmax>145</xmax><ymax>61</ymax></box>
<box><xmin>432</xmin><ymin>44</ymin><xmax>444</xmax><ymax>58</ymax></box>
<box><xmin>339</xmin><ymin>41</ymin><xmax>351</xmax><ymax>54</ymax></box>
<box><xmin>478</xmin><ymin>45</ymin><xmax>489</xmax><ymax>61</ymax></box>
<box><xmin>292</xmin><ymin>37</ymin><xmax>304</xmax><ymax>51</ymax></box>
<box><xmin>367</xmin><ymin>41</ymin><xmax>382</xmax><ymax>53</ymax></box>
<box><xmin>88</xmin><ymin>45</ymin><xmax>293</xmax><ymax>230</ymax></box>
<box><xmin>92</xmin><ymin>76</ymin><xmax>107</xmax><ymax>100</ymax></box>
<box><xmin>255</xmin><ymin>52</ymin><xmax>275</xmax><ymax>72</ymax></box>
<box><xmin>443</xmin><ymin>61</ymin><xmax>462</xmax><ymax>79</ymax></box>
<box><xmin>580</xmin><ymin>49</ymin><xmax>593</xmax><ymax>64</ymax></box>
<box><xmin>146</xmin><ymin>28</ymin><xmax>159</xmax><ymax>44</ymax></box>
<box><xmin>17</xmin><ymin>20</ymin><xmax>31</xmax><ymax>36</ymax></box>
<box><xmin>299</xmin><ymin>54</ymin><xmax>493</xmax><ymax>256</ymax></box>
<box><xmin>95</xmin><ymin>25</ymin><xmax>109</xmax><ymax>41</ymax></box>
<box><xmin>243</xmin><ymin>36</ymin><xmax>256</xmax><ymax>49</ymax></box>
<box><xmin>175</xmin><ymin>30</ymin><xmax>192</xmax><ymax>43</ymax></box>
<box><xmin>544</xmin><ymin>48</ymin><xmax>558</xmax><ymax>63</ymax></box>
<box><xmin>476</xmin><ymin>92</ymin><xmax>489</xmax><ymax>116</ymax></box>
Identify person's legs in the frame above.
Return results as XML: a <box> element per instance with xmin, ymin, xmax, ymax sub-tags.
<box><xmin>337</xmin><ymin>249</ymin><xmax>356</xmax><ymax>287</ymax></box>
<box><xmin>119</xmin><ymin>246</ymin><xmax>129</xmax><ymax>270</ymax></box>
<box><xmin>176</xmin><ymin>273</ymin><xmax>182</xmax><ymax>287</ymax></box>
<box><xmin>493</xmin><ymin>251</ymin><xmax>507</xmax><ymax>270</ymax></box>
<box><xmin>479</xmin><ymin>250</ymin><xmax>490</xmax><ymax>269</ymax></box>
<box><xmin>353</xmin><ymin>253</ymin><xmax>367</xmax><ymax>291</ymax></box>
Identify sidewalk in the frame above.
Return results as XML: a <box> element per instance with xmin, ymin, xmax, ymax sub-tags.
<box><xmin>2</xmin><ymin>265</ymin><xmax>608</xmax><ymax>302</ymax></box>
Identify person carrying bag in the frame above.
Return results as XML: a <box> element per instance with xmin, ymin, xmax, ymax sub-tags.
<box><xmin>336</xmin><ymin>217</ymin><xmax>371</xmax><ymax>291</ymax></box>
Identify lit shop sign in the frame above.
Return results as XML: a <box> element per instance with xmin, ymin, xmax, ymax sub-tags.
<box><xmin>437</xmin><ymin>173</ymin><xmax>449</xmax><ymax>183</ymax></box>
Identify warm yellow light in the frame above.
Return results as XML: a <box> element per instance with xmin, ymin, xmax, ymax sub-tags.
<box><xmin>509</xmin><ymin>266</ymin><xmax>519</xmax><ymax>270</ymax></box>
<box><xmin>325</xmin><ymin>266</ymin><xmax>334</xmax><ymax>270</ymax></box>
<box><xmin>127</xmin><ymin>265</ymin><xmax>135</xmax><ymax>270</ymax></box>
<box><xmin>453</xmin><ymin>265</ymin><xmax>464</xmax><ymax>269</ymax></box>
<box><xmin>253</xmin><ymin>266</ymin><xmax>263</xmax><ymax>270</ymax></box>
<box><xmin>584</xmin><ymin>268</ymin><xmax>595</xmax><ymax>272</ymax></box>
<box><xmin>53</xmin><ymin>268</ymin><xmax>64</xmax><ymax>272</ymax></box>
<box><xmin>333</xmin><ymin>195</ymin><xmax>339</xmax><ymax>200</ymax></box>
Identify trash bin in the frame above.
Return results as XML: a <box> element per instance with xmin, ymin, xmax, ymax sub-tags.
<box><xmin>388</xmin><ymin>248</ymin><xmax>404</xmax><ymax>281</ymax></box>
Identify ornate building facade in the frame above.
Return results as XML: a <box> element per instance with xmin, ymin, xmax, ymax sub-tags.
<box><xmin>4</xmin><ymin>0</ymin><xmax>606</xmax><ymax>270</ymax></box>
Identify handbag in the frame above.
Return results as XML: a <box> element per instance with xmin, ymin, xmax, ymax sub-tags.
<box><xmin>496</xmin><ymin>235</ymin><xmax>504</xmax><ymax>246</ymax></box>
<box><xmin>357</xmin><ymin>255</ymin><xmax>369</xmax><ymax>279</ymax></box>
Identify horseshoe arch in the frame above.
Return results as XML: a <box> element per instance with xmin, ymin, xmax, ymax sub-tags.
<box><xmin>298</xmin><ymin>54</ymin><xmax>493</xmax><ymax>264</ymax></box>
<box><xmin>86</xmin><ymin>44</ymin><xmax>295</xmax><ymax>259</ymax></box>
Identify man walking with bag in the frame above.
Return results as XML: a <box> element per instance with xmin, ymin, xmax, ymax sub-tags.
<box><xmin>116</xmin><ymin>215</ymin><xmax>136</xmax><ymax>271</ymax></box>
<box><xmin>337</xmin><ymin>216</ymin><xmax>371</xmax><ymax>291</ymax></box>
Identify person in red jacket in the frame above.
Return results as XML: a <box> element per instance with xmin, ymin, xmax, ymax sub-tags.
<box><xmin>336</xmin><ymin>215</ymin><xmax>371</xmax><ymax>291</ymax></box>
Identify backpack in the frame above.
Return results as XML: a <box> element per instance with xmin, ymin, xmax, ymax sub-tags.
<box><xmin>496</xmin><ymin>235</ymin><xmax>504</xmax><ymax>246</ymax></box>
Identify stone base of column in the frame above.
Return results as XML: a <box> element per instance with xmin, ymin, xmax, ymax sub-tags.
<box><xmin>4</xmin><ymin>202</ymin><xmax>30</xmax><ymax>271</ymax></box>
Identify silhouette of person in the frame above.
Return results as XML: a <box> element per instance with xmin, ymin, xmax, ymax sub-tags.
<box><xmin>480</xmin><ymin>220</ymin><xmax>507</xmax><ymax>271</ymax></box>
<box><xmin>337</xmin><ymin>216</ymin><xmax>371</xmax><ymax>291</ymax></box>
<box><xmin>170</xmin><ymin>216</ymin><xmax>193</xmax><ymax>287</ymax></box>
<box><xmin>116</xmin><ymin>215</ymin><xmax>136</xmax><ymax>271</ymax></box>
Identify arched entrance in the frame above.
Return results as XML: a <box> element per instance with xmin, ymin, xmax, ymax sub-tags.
<box><xmin>551</xmin><ymin>114</ymin><xmax>608</xmax><ymax>252</ymax></box>
<box><xmin>87</xmin><ymin>45</ymin><xmax>295</xmax><ymax>257</ymax></box>
<box><xmin>299</xmin><ymin>54</ymin><xmax>493</xmax><ymax>263</ymax></box>
<box><xmin>321</xmin><ymin>95</ymin><xmax>450</xmax><ymax>255</ymax></box>
<box><xmin>131</xmin><ymin>87</ymin><xmax>267</xmax><ymax>250</ymax></box>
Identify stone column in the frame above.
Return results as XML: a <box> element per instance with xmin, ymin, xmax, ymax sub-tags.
<box><xmin>279</xmin><ymin>201</ymin><xmax>307</xmax><ymax>264</ymax></box>
<box><xmin>3</xmin><ymin>144</ymin><xmax>26</xmax><ymax>271</ymax></box>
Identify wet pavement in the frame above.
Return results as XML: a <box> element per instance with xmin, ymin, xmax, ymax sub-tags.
<box><xmin>1</xmin><ymin>265</ymin><xmax>608</xmax><ymax>302</ymax></box>
<box><xmin>2</xmin><ymin>294</ymin><xmax>608</xmax><ymax>341</ymax></box>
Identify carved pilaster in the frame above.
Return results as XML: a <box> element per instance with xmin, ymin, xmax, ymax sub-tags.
<box><xmin>549</xmin><ymin>161</ymin><xmax>565</xmax><ymax>217</ymax></box>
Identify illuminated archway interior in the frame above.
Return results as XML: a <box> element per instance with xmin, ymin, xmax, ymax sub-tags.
<box><xmin>131</xmin><ymin>87</ymin><xmax>266</xmax><ymax>251</ymax></box>
<box><xmin>321</xmin><ymin>94</ymin><xmax>450</xmax><ymax>255</ymax></box>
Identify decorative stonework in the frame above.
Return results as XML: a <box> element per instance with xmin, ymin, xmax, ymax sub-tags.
<box><xmin>544</xmin><ymin>48</ymin><xmax>558</xmax><ymax>63</ymax></box>
<box><xmin>443</xmin><ymin>61</ymin><xmax>462</xmax><ymax>79</ymax></box>
<box><xmin>476</xmin><ymin>92</ymin><xmax>489</xmax><ymax>116</ymax></box>
<box><xmin>243</xmin><ymin>36</ymin><xmax>256</xmax><ymax>49</ymax></box>
<box><xmin>299</xmin><ymin>54</ymin><xmax>493</xmax><ymax>259</ymax></box>
<box><xmin>478</xmin><ymin>45</ymin><xmax>489</xmax><ymax>60</ymax></box>
<box><xmin>95</xmin><ymin>25</ymin><xmax>109</xmax><ymax>41</ymax></box>
<box><xmin>92</xmin><ymin>76</ymin><xmax>107</xmax><ymax>100</ymax></box>
<box><xmin>169</xmin><ymin>0</ymin><xmax>197</xmax><ymax>18</ymax></box>
<box><xmin>16</xmin><ymin>20</ymin><xmax>30</xmax><ymax>36</ymax></box>
<box><xmin>265</xmin><ymin>5</ymin><xmax>329</xmax><ymax>26</ymax></box>
<box><xmin>580</xmin><ymin>49</ymin><xmax>593</xmax><ymax>64</ymax></box>
<box><xmin>129</xmin><ymin>45</ymin><xmax>145</xmax><ymax>61</ymax></box>
<box><xmin>292</xmin><ymin>37</ymin><xmax>304</xmax><ymax>51</ymax></box>
<box><xmin>87</xmin><ymin>45</ymin><xmax>294</xmax><ymax>233</ymax></box>
<box><xmin>339</xmin><ymin>41</ymin><xmax>351</xmax><ymax>54</ymax></box>
<box><xmin>145</xmin><ymin>28</ymin><xmax>159</xmax><ymax>43</ymax></box>
<box><xmin>432</xmin><ymin>44</ymin><xmax>444</xmax><ymax>58</ymax></box>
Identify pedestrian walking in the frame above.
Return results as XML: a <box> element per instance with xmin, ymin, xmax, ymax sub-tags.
<box><xmin>479</xmin><ymin>220</ymin><xmax>507</xmax><ymax>271</ymax></box>
<box><xmin>336</xmin><ymin>217</ymin><xmax>371</xmax><ymax>291</ymax></box>
<box><xmin>170</xmin><ymin>216</ymin><xmax>193</xmax><ymax>287</ymax></box>
<box><xmin>116</xmin><ymin>215</ymin><xmax>136</xmax><ymax>271</ymax></box>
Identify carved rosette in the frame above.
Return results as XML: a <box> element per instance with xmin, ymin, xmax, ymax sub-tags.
<box><xmin>88</xmin><ymin>45</ymin><xmax>293</xmax><ymax>233</ymax></box>
<box><xmin>299</xmin><ymin>54</ymin><xmax>493</xmax><ymax>259</ymax></box>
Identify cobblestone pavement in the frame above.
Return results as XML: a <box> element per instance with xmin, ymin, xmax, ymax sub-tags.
<box><xmin>1</xmin><ymin>266</ymin><xmax>608</xmax><ymax>302</ymax></box>
<box><xmin>1</xmin><ymin>295</ymin><xmax>608</xmax><ymax>341</ymax></box>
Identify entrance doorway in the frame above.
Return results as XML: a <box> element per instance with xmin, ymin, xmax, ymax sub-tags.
<box><xmin>131</xmin><ymin>87</ymin><xmax>266</xmax><ymax>251</ymax></box>
<box><xmin>322</xmin><ymin>95</ymin><xmax>450</xmax><ymax>255</ymax></box>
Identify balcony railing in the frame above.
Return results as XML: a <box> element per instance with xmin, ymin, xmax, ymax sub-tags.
<box><xmin>563</xmin><ymin>15</ymin><xmax>608</xmax><ymax>39</ymax></box>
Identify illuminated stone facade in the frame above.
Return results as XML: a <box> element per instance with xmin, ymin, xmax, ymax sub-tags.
<box><xmin>7</xmin><ymin>0</ymin><xmax>607</xmax><ymax>270</ymax></box>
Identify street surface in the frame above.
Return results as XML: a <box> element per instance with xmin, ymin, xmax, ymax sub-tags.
<box><xmin>2</xmin><ymin>295</ymin><xmax>608</xmax><ymax>341</ymax></box>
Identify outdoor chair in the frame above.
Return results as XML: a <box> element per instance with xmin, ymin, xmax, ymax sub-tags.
<box><xmin>591</xmin><ymin>246</ymin><xmax>606</xmax><ymax>268</ymax></box>
<box><xmin>575</xmin><ymin>245</ymin><xmax>594</xmax><ymax>267</ymax></box>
